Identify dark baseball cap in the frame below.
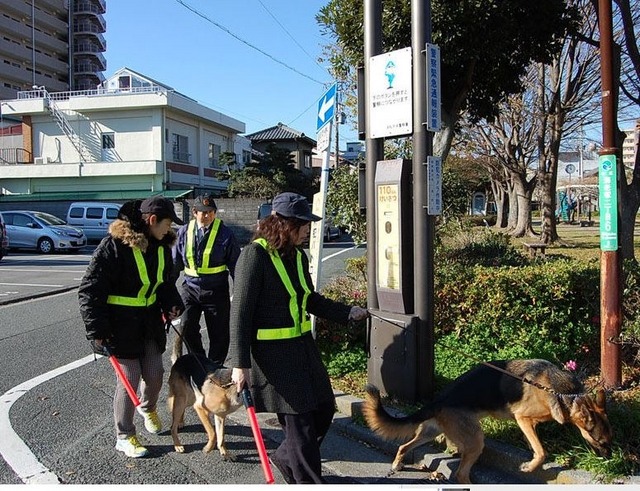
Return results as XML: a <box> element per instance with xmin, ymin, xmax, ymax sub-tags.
<box><xmin>271</xmin><ymin>192</ymin><xmax>321</xmax><ymax>222</ymax></box>
<box><xmin>193</xmin><ymin>194</ymin><xmax>217</xmax><ymax>212</ymax></box>
<box><xmin>140</xmin><ymin>196</ymin><xmax>184</xmax><ymax>225</ymax></box>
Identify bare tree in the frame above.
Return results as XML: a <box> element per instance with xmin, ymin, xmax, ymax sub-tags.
<box><xmin>537</xmin><ymin>0</ymin><xmax>601</xmax><ymax>243</ymax></box>
<box><xmin>462</xmin><ymin>0</ymin><xmax>602</xmax><ymax>241</ymax></box>
<box><xmin>608</xmin><ymin>0</ymin><xmax>640</xmax><ymax>259</ymax></box>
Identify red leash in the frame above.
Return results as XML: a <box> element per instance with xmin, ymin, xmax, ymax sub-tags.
<box><xmin>242</xmin><ymin>388</ymin><xmax>274</xmax><ymax>484</ymax></box>
<box><xmin>104</xmin><ymin>346</ymin><xmax>141</xmax><ymax>407</ymax></box>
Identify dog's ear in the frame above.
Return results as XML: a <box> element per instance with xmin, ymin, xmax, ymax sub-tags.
<box><xmin>594</xmin><ymin>388</ymin><xmax>606</xmax><ymax>410</ymax></box>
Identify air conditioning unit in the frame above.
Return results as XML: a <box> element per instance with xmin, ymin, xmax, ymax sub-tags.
<box><xmin>34</xmin><ymin>157</ymin><xmax>52</xmax><ymax>164</ymax></box>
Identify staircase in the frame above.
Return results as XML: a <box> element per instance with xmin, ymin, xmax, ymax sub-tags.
<box><xmin>41</xmin><ymin>89</ymin><xmax>91</xmax><ymax>163</ymax></box>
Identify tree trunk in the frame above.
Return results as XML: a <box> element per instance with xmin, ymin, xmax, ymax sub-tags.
<box><xmin>433</xmin><ymin>110</ymin><xmax>456</xmax><ymax>160</ymax></box>
<box><xmin>507</xmin><ymin>179</ymin><xmax>518</xmax><ymax>231</ymax></box>
<box><xmin>491</xmin><ymin>178</ymin><xmax>508</xmax><ymax>228</ymax></box>
<box><xmin>538</xmin><ymin>169</ymin><xmax>559</xmax><ymax>243</ymax></box>
<box><xmin>510</xmin><ymin>175</ymin><xmax>536</xmax><ymax>237</ymax></box>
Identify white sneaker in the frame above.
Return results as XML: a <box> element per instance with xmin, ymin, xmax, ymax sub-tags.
<box><xmin>115</xmin><ymin>435</ymin><xmax>149</xmax><ymax>458</ymax></box>
<box><xmin>137</xmin><ymin>407</ymin><xmax>162</xmax><ymax>434</ymax></box>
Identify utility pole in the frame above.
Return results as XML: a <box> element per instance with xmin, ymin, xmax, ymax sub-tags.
<box><xmin>334</xmin><ymin>87</ymin><xmax>340</xmax><ymax>169</ymax></box>
<box><xmin>597</xmin><ymin>0</ymin><xmax>622</xmax><ymax>388</ymax></box>
<box><xmin>364</xmin><ymin>0</ymin><xmax>383</xmax><ymax>311</ymax></box>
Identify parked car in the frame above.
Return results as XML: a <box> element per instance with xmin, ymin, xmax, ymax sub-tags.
<box><xmin>66</xmin><ymin>201</ymin><xmax>121</xmax><ymax>241</ymax></box>
<box><xmin>0</xmin><ymin>212</ymin><xmax>8</xmax><ymax>261</ymax></box>
<box><xmin>1</xmin><ymin>210</ymin><xmax>86</xmax><ymax>253</ymax></box>
<box><xmin>257</xmin><ymin>202</ymin><xmax>341</xmax><ymax>242</ymax></box>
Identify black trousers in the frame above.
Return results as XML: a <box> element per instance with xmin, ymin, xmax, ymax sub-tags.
<box><xmin>271</xmin><ymin>400</ymin><xmax>335</xmax><ymax>484</ymax></box>
<box><xmin>179</xmin><ymin>283</ymin><xmax>230</xmax><ymax>365</ymax></box>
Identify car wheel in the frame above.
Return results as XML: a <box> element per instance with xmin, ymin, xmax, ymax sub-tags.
<box><xmin>38</xmin><ymin>237</ymin><xmax>55</xmax><ymax>254</ymax></box>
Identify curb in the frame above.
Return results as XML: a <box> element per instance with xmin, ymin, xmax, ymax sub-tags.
<box><xmin>0</xmin><ymin>285</ymin><xmax>78</xmax><ymax>306</ymax></box>
<box><xmin>332</xmin><ymin>390</ymin><xmax>639</xmax><ymax>485</ymax></box>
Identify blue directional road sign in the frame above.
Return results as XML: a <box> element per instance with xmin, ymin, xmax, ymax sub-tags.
<box><xmin>316</xmin><ymin>83</ymin><xmax>337</xmax><ymax>131</ymax></box>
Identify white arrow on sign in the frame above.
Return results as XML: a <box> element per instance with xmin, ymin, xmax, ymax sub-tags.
<box><xmin>317</xmin><ymin>83</ymin><xmax>337</xmax><ymax>131</ymax></box>
<box><xmin>318</xmin><ymin>94</ymin><xmax>335</xmax><ymax>124</ymax></box>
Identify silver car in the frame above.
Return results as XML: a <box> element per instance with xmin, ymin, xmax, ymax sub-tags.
<box><xmin>1</xmin><ymin>210</ymin><xmax>86</xmax><ymax>253</ymax></box>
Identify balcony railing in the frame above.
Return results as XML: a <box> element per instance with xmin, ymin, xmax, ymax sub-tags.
<box><xmin>74</xmin><ymin>1</ymin><xmax>106</xmax><ymax>16</ymax></box>
<box><xmin>17</xmin><ymin>85</ymin><xmax>170</xmax><ymax>101</ymax></box>
<box><xmin>0</xmin><ymin>147</ymin><xmax>32</xmax><ymax>164</ymax></box>
<box><xmin>73</xmin><ymin>6</ymin><xmax>107</xmax><ymax>32</ymax></box>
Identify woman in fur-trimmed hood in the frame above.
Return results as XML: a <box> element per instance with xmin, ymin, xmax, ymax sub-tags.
<box><xmin>78</xmin><ymin>196</ymin><xmax>184</xmax><ymax>458</ymax></box>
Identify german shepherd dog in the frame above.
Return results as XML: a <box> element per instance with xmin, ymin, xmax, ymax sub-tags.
<box><xmin>363</xmin><ymin>359</ymin><xmax>612</xmax><ymax>484</ymax></box>
<box><xmin>167</xmin><ymin>337</ymin><xmax>242</xmax><ymax>458</ymax></box>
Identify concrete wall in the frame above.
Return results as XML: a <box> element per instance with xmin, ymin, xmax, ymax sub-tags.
<box><xmin>209</xmin><ymin>197</ymin><xmax>263</xmax><ymax>245</ymax></box>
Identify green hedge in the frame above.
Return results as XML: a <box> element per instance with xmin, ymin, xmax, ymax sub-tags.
<box><xmin>434</xmin><ymin>259</ymin><xmax>600</xmax><ymax>380</ymax></box>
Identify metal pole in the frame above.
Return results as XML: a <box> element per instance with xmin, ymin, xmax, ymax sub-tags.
<box><xmin>334</xmin><ymin>88</ymin><xmax>340</xmax><ymax>169</ymax></box>
<box><xmin>597</xmin><ymin>0</ymin><xmax>622</xmax><ymax>388</ymax></box>
<box><xmin>31</xmin><ymin>0</ymin><xmax>36</xmax><ymax>87</ymax></box>
<box><xmin>411</xmin><ymin>0</ymin><xmax>434</xmax><ymax>399</ymax></box>
<box><xmin>364</xmin><ymin>0</ymin><xmax>383</xmax><ymax>310</ymax></box>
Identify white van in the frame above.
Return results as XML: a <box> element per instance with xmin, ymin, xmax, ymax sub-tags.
<box><xmin>66</xmin><ymin>202</ymin><xmax>121</xmax><ymax>241</ymax></box>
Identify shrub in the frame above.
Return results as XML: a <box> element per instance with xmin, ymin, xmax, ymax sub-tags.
<box><xmin>622</xmin><ymin>259</ymin><xmax>640</xmax><ymax>364</ymax></box>
<box><xmin>434</xmin><ymin>259</ymin><xmax>600</xmax><ymax>380</ymax></box>
<box><xmin>437</xmin><ymin>222</ymin><xmax>527</xmax><ymax>267</ymax></box>
<box><xmin>316</xmin><ymin>256</ymin><xmax>368</xmax><ymax>356</ymax></box>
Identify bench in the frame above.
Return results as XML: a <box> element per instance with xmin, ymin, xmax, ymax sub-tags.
<box><xmin>523</xmin><ymin>242</ymin><xmax>546</xmax><ymax>259</ymax></box>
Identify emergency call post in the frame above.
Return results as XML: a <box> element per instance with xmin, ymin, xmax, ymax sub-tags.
<box><xmin>374</xmin><ymin>158</ymin><xmax>413</xmax><ymax>314</ymax></box>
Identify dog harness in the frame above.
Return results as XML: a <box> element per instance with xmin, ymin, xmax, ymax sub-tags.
<box><xmin>184</xmin><ymin>218</ymin><xmax>228</xmax><ymax>276</ymax></box>
<box><xmin>107</xmin><ymin>247</ymin><xmax>164</xmax><ymax>307</ymax></box>
<box><xmin>254</xmin><ymin>238</ymin><xmax>312</xmax><ymax>340</ymax></box>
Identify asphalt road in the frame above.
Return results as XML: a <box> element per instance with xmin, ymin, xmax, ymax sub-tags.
<box><xmin>0</xmin><ymin>240</ymin><xmax>367</xmax><ymax>485</ymax></box>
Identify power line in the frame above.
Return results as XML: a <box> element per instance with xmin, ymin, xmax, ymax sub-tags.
<box><xmin>175</xmin><ymin>0</ymin><xmax>326</xmax><ymax>85</ymax></box>
<box><xmin>255</xmin><ymin>0</ymin><xmax>327</xmax><ymax>73</ymax></box>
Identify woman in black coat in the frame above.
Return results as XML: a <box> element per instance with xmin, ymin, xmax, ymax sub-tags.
<box><xmin>228</xmin><ymin>192</ymin><xmax>368</xmax><ymax>484</ymax></box>
<box><xmin>78</xmin><ymin>197</ymin><xmax>184</xmax><ymax>458</ymax></box>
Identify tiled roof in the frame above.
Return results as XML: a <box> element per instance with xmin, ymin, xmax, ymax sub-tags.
<box><xmin>246</xmin><ymin>123</ymin><xmax>316</xmax><ymax>145</ymax></box>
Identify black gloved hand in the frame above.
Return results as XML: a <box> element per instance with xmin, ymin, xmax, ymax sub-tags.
<box><xmin>90</xmin><ymin>339</ymin><xmax>111</xmax><ymax>357</ymax></box>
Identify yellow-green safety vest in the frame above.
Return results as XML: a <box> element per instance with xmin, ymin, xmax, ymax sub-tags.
<box><xmin>107</xmin><ymin>247</ymin><xmax>164</xmax><ymax>307</ymax></box>
<box><xmin>254</xmin><ymin>238</ymin><xmax>312</xmax><ymax>340</ymax></box>
<box><xmin>184</xmin><ymin>219</ymin><xmax>228</xmax><ymax>277</ymax></box>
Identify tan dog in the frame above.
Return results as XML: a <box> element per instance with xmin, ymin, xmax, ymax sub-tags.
<box><xmin>363</xmin><ymin>359</ymin><xmax>612</xmax><ymax>484</ymax></box>
<box><xmin>167</xmin><ymin>352</ymin><xmax>242</xmax><ymax>459</ymax></box>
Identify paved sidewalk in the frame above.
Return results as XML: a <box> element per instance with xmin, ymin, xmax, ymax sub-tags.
<box><xmin>228</xmin><ymin>390</ymin><xmax>640</xmax><ymax>485</ymax></box>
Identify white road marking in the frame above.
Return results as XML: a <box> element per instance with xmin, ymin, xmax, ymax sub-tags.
<box><xmin>0</xmin><ymin>354</ymin><xmax>95</xmax><ymax>484</ymax></box>
<box><xmin>322</xmin><ymin>243</ymin><xmax>363</xmax><ymax>261</ymax></box>
<box><xmin>0</xmin><ymin>283</ymin><xmax>65</xmax><ymax>287</ymax></box>
<box><xmin>0</xmin><ymin>269</ymin><xmax>87</xmax><ymax>273</ymax></box>
<box><xmin>0</xmin><ymin>243</ymin><xmax>363</xmax><ymax>484</ymax></box>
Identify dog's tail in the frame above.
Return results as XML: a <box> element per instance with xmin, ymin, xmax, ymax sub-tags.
<box><xmin>362</xmin><ymin>384</ymin><xmax>439</xmax><ymax>441</ymax></box>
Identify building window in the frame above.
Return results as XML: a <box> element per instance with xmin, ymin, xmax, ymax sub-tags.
<box><xmin>102</xmin><ymin>133</ymin><xmax>115</xmax><ymax>149</ymax></box>
<box><xmin>242</xmin><ymin>149</ymin><xmax>251</xmax><ymax>164</ymax></box>
<box><xmin>172</xmin><ymin>134</ymin><xmax>190</xmax><ymax>163</ymax></box>
<box><xmin>304</xmin><ymin>151</ymin><xmax>312</xmax><ymax>169</ymax></box>
<box><xmin>208</xmin><ymin>143</ymin><xmax>221</xmax><ymax>168</ymax></box>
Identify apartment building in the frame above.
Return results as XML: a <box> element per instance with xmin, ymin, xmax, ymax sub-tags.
<box><xmin>0</xmin><ymin>0</ymin><xmax>106</xmax><ymax>100</ymax></box>
<box><xmin>0</xmin><ymin>67</ymin><xmax>250</xmax><ymax>205</ymax></box>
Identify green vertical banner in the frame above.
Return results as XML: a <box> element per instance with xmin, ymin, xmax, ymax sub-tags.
<box><xmin>599</xmin><ymin>154</ymin><xmax>618</xmax><ymax>251</ymax></box>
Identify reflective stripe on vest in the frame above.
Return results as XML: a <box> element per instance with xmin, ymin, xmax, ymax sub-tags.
<box><xmin>254</xmin><ymin>238</ymin><xmax>312</xmax><ymax>340</ymax></box>
<box><xmin>184</xmin><ymin>219</ymin><xmax>228</xmax><ymax>276</ymax></box>
<box><xmin>107</xmin><ymin>247</ymin><xmax>164</xmax><ymax>307</ymax></box>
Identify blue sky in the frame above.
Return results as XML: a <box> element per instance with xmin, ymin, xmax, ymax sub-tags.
<box><xmin>105</xmin><ymin>0</ymin><xmax>359</xmax><ymax>146</ymax></box>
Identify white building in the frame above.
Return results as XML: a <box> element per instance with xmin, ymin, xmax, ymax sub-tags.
<box><xmin>0</xmin><ymin>67</ymin><xmax>251</xmax><ymax>203</ymax></box>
